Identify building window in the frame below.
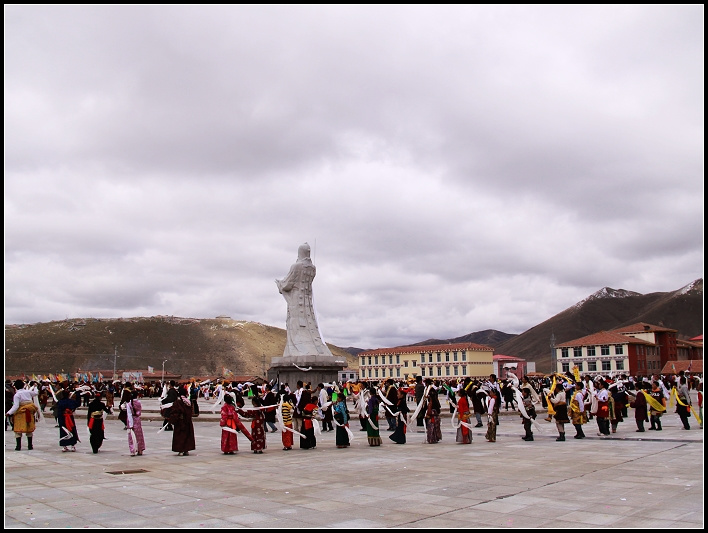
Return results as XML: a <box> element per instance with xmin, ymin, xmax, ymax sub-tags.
<box><xmin>445</xmin><ymin>366</ymin><xmax>450</xmax><ymax>376</ymax></box>
<box><xmin>404</xmin><ymin>361</ymin><xmax>409</xmax><ymax>368</ymax></box>
<box><xmin>396</xmin><ymin>368</ymin><xmax>400</xmax><ymax>377</ymax></box>
<box><xmin>615</xmin><ymin>345</ymin><xmax>623</xmax><ymax>355</ymax></box>
<box><xmin>361</xmin><ymin>357</ymin><xmax>366</xmax><ymax>366</ymax></box>
<box><xmin>374</xmin><ymin>356</ymin><xmax>378</xmax><ymax>365</ymax></box>
<box><xmin>561</xmin><ymin>348</ymin><xmax>569</xmax><ymax>358</ymax></box>
<box><xmin>412</xmin><ymin>361</ymin><xmax>417</xmax><ymax>367</ymax></box>
<box><xmin>616</xmin><ymin>360</ymin><xmax>624</xmax><ymax>371</ymax></box>
<box><xmin>462</xmin><ymin>352</ymin><xmax>467</xmax><ymax>361</ymax></box>
<box><xmin>375</xmin><ymin>369</ymin><xmax>379</xmax><ymax>378</ymax></box>
<box><xmin>437</xmin><ymin>367</ymin><xmax>442</xmax><ymax>376</ymax></box>
<box><xmin>453</xmin><ymin>365</ymin><xmax>459</xmax><ymax>375</ymax></box>
<box><xmin>587</xmin><ymin>346</ymin><xmax>596</xmax><ymax>357</ymax></box>
<box><xmin>368</xmin><ymin>357</ymin><xmax>372</xmax><ymax>365</ymax></box>
<box><xmin>421</xmin><ymin>368</ymin><xmax>425</xmax><ymax>377</ymax></box>
<box><xmin>368</xmin><ymin>369</ymin><xmax>372</xmax><ymax>378</ymax></box>
<box><xmin>445</xmin><ymin>352</ymin><xmax>450</xmax><ymax>362</ymax></box>
<box><xmin>588</xmin><ymin>361</ymin><xmax>597</xmax><ymax>372</ymax></box>
<box><xmin>436</xmin><ymin>353</ymin><xmax>441</xmax><ymax>362</ymax></box>
<box><xmin>389</xmin><ymin>355</ymin><xmax>393</xmax><ymax>364</ymax></box>
<box><xmin>396</xmin><ymin>355</ymin><xmax>400</xmax><ymax>364</ymax></box>
<box><xmin>428</xmin><ymin>353</ymin><xmax>433</xmax><ymax>363</ymax></box>
<box><xmin>562</xmin><ymin>362</ymin><xmax>570</xmax><ymax>373</ymax></box>
<box><xmin>461</xmin><ymin>366</ymin><xmax>467</xmax><ymax>375</ymax></box>
<box><xmin>420</xmin><ymin>353</ymin><xmax>425</xmax><ymax>363</ymax></box>
<box><xmin>601</xmin><ymin>360</ymin><xmax>611</xmax><ymax>371</ymax></box>
<box><xmin>453</xmin><ymin>352</ymin><xmax>458</xmax><ymax>362</ymax></box>
<box><xmin>576</xmin><ymin>362</ymin><xmax>583</xmax><ymax>372</ymax></box>
<box><xmin>389</xmin><ymin>368</ymin><xmax>393</xmax><ymax>377</ymax></box>
<box><xmin>573</xmin><ymin>347</ymin><xmax>582</xmax><ymax>357</ymax></box>
<box><xmin>601</xmin><ymin>345</ymin><xmax>610</xmax><ymax>356</ymax></box>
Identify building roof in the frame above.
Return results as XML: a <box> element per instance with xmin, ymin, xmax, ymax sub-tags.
<box><xmin>611</xmin><ymin>322</ymin><xmax>678</xmax><ymax>334</ymax></box>
<box><xmin>677</xmin><ymin>338</ymin><xmax>703</xmax><ymax>348</ymax></box>
<box><xmin>689</xmin><ymin>334</ymin><xmax>703</xmax><ymax>342</ymax></box>
<box><xmin>359</xmin><ymin>342</ymin><xmax>493</xmax><ymax>356</ymax></box>
<box><xmin>493</xmin><ymin>354</ymin><xmax>526</xmax><ymax>361</ymax></box>
<box><xmin>556</xmin><ymin>330</ymin><xmax>655</xmax><ymax>348</ymax></box>
<box><xmin>659</xmin><ymin>360</ymin><xmax>703</xmax><ymax>375</ymax></box>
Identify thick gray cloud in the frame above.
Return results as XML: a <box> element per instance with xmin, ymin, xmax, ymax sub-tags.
<box><xmin>5</xmin><ymin>6</ymin><xmax>703</xmax><ymax>350</ymax></box>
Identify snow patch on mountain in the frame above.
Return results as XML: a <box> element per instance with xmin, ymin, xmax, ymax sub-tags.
<box><xmin>675</xmin><ymin>279</ymin><xmax>703</xmax><ymax>296</ymax></box>
<box><xmin>573</xmin><ymin>287</ymin><xmax>642</xmax><ymax>309</ymax></box>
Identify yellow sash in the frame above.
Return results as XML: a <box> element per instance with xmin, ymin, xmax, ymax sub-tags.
<box><xmin>670</xmin><ymin>387</ymin><xmax>702</xmax><ymax>424</ymax></box>
<box><xmin>545</xmin><ymin>375</ymin><xmax>557</xmax><ymax>416</ymax></box>
<box><xmin>641</xmin><ymin>390</ymin><xmax>666</xmax><ymax>413</ymax></box>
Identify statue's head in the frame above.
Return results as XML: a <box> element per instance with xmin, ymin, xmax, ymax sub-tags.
<box><xmin>297</xmin><ymin>242</ymin><xmax>311</xmax><ymax>260</ymax></box>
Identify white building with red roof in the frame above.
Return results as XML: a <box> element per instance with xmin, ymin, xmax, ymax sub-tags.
<box><xmin>553</xmin><ymin>322</ymin><xmax>699</xmax><ymax>377</ymax></box>
<box><xmin>554</xmin><ymin>330</ymin><xmax>656</xmax><ymax>377</ymax></box>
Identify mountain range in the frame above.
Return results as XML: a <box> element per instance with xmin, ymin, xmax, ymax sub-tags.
<box><xmin>4</xmin><ymin>279</ymin><xmax>702</xmax><ymax>377</ymax></box>
<box><xmin>414</xmin><ymin>279</ymin><xmax>703</xmax><ymax>372</ymax></box>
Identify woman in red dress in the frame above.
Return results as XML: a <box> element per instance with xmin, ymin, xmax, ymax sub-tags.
<box><xmin>220</xmin><ymin>394</ymin><xmax>251</xmax><ymax>454</ymax></box>
<box><xmin>455</xmin><ymin>389</ymin><xmax>472</xmax><ymax>444</ymax></box>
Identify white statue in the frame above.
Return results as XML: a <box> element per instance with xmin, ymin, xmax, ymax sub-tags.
<box><xmin>275</xmin><ymin>243</ymin><xmax>333</xmax><ymax>358</ymax></box>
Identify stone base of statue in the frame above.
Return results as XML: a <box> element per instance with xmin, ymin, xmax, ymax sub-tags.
<box><xmin>268</xmin><ymin>355</ymin><xmax>347</xmax><ymax>388</ymax></box>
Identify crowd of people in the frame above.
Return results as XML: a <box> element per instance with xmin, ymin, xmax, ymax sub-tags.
<box><xmin>5</xmin><ymin>370</ymin><xmax>703</xmax><ymax>457</ymax></box>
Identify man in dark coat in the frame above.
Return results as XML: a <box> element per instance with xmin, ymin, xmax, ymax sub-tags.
<box><xmin>414</xmin><ymin>376</ymin><xmax>425</xmax><ymax>432</ymax></box>
<box><xmin>169</xmin><ymin>386</ymin><xmax>195</xmax><ymax>455</ymax></box>
<box><xmin>629</xmin><ymin>384</ymin><xmax>649</xmax><ymax>432</ymax></box>
<box><xmin>263</xmin><ymin>384</ymin><xmax>278</xmax><ymax>433</ymax></box>
<box><xmin>161</xmin><ymin>380</ymin><xmax>179</xmax><ymax>431</ymax></box>
<box><xmin>87</xmin><ymin>392</ymin><xmax>111</xmax><ymax>453</ymax></box>
<box><xmin>385</xmin><ymin>379</ymin><xmax>398</xmax><ymax>431</ymax></box>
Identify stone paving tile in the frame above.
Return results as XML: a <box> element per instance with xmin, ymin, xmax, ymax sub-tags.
<box><xmin>555</xmin><ymin>510</ymin><xmax>628</xmax><ymax>525</ymax></box>
<box><xmin>176</xmin><ymin>517</ymin><xmax>252</xmax><ymax>528</ymax></box>
<box><xmin>223</xmin><ymin>511</ymin><xmax>279</xmax><ymax>526</ymax></box>
<box><xmin>630</xmin><ymin>507</ymin><xmax>700</xmax><ymax>521</ymax></box>
<box><xmin>5</xmin><ymin>504</ymin><xmax>70</xmax><ymax>522</ymax></box>
<box><xmin>48</xmin><ymin>502</ymin><xmax>121</xmax><ymax>518</ymax></box>
<box><xmin>4</xmin><ymin>517</ymin><xmax>31</xmax><ymax>528</ymax></box>
<box><xmin>264</xmin><ymin>507</ymin><xmax>346</xmax><ymax>527</ymax></box>
<box><xmin>298</xmin><ymin>499</ymin><xmax>352</xmax><ymax>512</ymax></box>
<box><xmin>468</xmin><ymin>500</ymin><xmax>531</xmax><ymax>515</ymax></box>
<box><xmin>408</xmin><ymin>516</ymin><xmax>474</xmax><ymax>528</ymax></box>
<box><xmin>197</xmin><ymin>506</ymin><xmax>261</xmax><ymax>520</ymax></box>
<box><xmin>464</xmin><ymin>513</ymin><xmax>551</xmax><ymax>528</ymax></box>
<box><xmin>609</xmin><ymin>516</ymin><xmax>684</xmax><ymax>528</ymax></box>
<box><xmin>325</xmin><ymin>518</ymin><xmax>388</xmax><ymax>527</ymax></box>
<box><xmin>535</xmin><ymin>519</ymin><xmax>596</xmax><ymax>528</ymax></box>
<box><xmin>390</xmin><ymin>499</ymin><xmax>472</xmax><ymax>515</ymax></box>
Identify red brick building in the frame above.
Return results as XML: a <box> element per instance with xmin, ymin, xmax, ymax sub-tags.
<box><xmin>610</xmin><ymin>323</ymin><xmax>678</xmax><ymax>368</ymax></box>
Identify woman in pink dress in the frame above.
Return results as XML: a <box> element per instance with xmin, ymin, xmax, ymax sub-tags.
<box><xmin>126</xmin><ymin>387</ymin><xmax>146</xmax><ymax>456</ymax></box>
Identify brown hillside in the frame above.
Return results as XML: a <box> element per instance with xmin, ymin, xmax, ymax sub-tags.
<box><xmin>5</xmin><ymin>316</ymin><xmax>359</xmax><ymax>378</ymax></box>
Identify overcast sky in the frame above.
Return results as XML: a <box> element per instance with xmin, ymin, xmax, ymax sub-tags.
<box><xmin>5</xmin><ymin>5</ymin><xmax>704</xmax><ymax>350</ymax></box>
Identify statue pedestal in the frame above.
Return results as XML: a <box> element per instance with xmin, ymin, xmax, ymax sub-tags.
<box><xmin>268</xmin><ymin>355</ymin><xmax>347</xmax><ymax>388</ymax></box>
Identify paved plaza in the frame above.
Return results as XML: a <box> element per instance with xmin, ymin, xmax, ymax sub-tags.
<box><xmin>5</xmin><ymin>397</ymin><xmax>704</xmax><ymax>528</ymax></box>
